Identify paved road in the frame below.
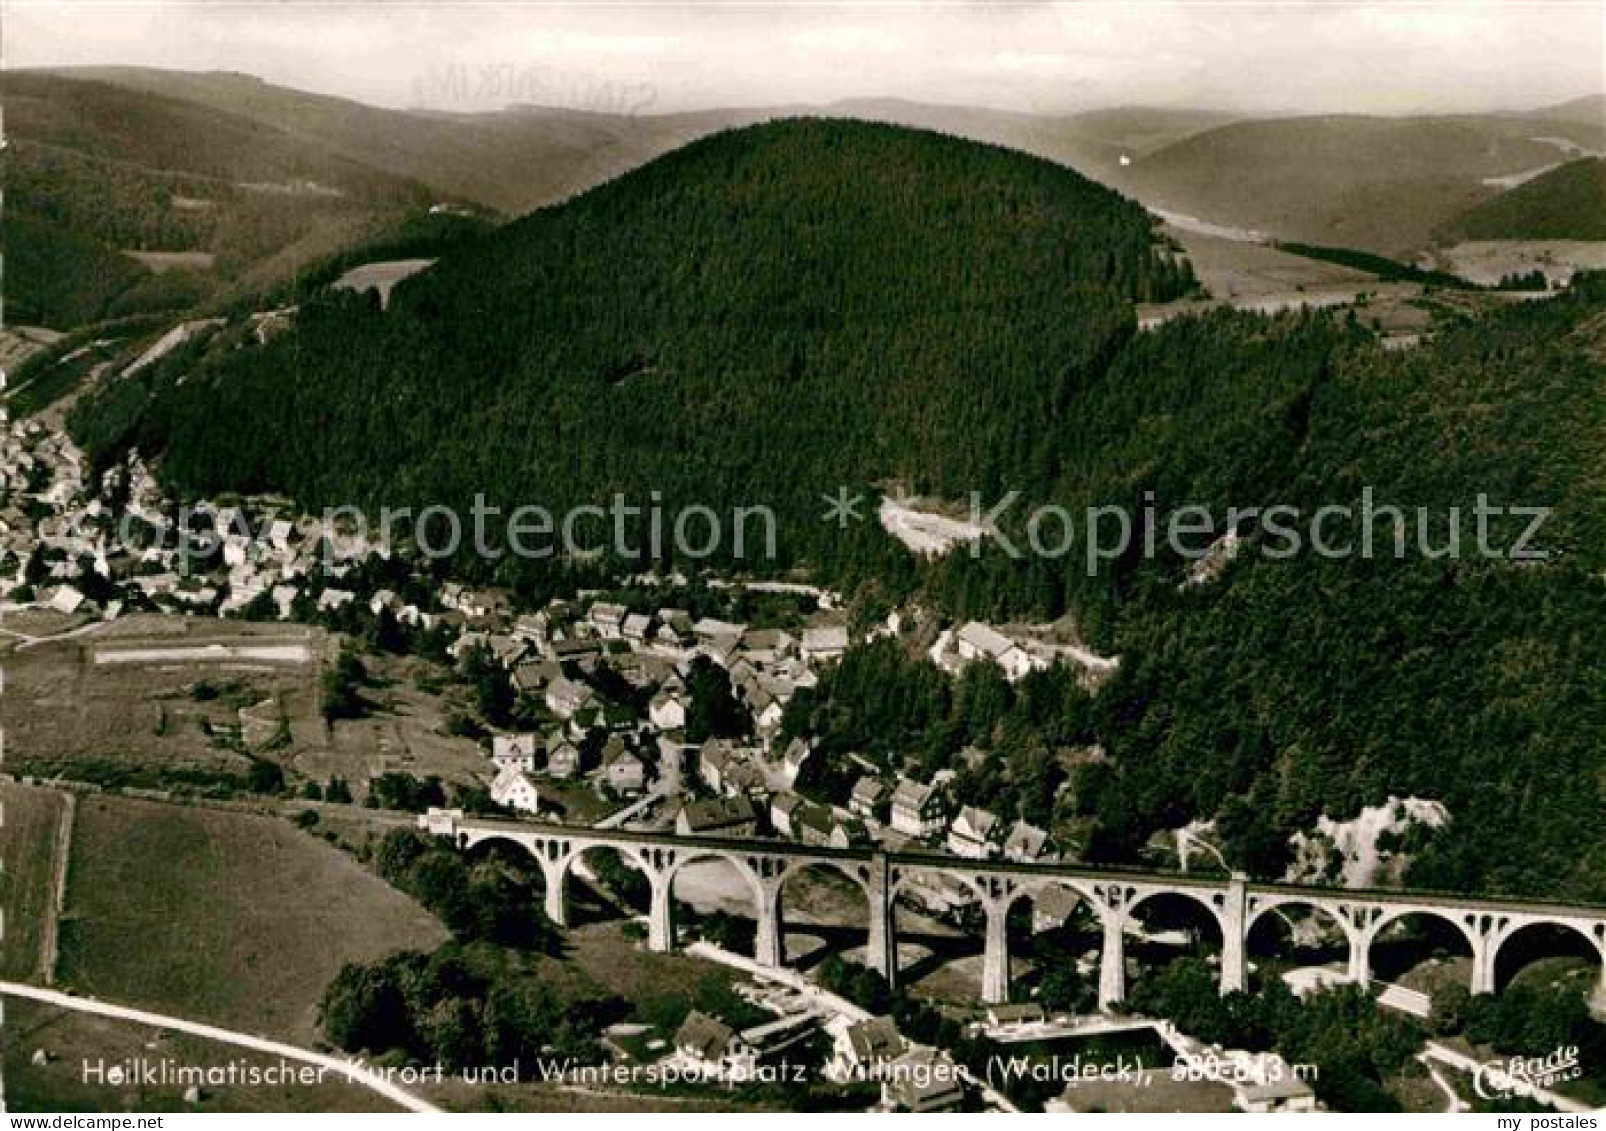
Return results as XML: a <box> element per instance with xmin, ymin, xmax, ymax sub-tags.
<box><xmin>40</xmin><ymin>793</ymin><xmax>75</xmax><ymax>985</ymax></box>
<box><xmin>0</xmin><ymin>981</ymin><xmax>438</xmax><ymax>1113</ymax></box>
<box><xmin>1416</xmin><ymin>1053</ymin><xmax>1469</xmax><ymax>1113</ymax></box>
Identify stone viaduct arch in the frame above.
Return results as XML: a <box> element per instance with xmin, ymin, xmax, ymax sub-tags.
<box><xmin>772</xmin><ymin>859</ymin><xmax>876</xmax><ymax>969</ymax></box>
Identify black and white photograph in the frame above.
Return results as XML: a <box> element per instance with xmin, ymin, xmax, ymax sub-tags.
<box><xmin>0</xmin><ymin>0</ymin><xmax>1603</xmax><ymax>1117</ymax></box>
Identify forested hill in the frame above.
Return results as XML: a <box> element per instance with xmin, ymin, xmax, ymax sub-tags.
<box><xmin>70</xmin><ymin>117</ymin><xmax>1194</xmax><ymax>558</ymax></box>
<box><xmin>0</xmin><ymin>71</ymin><xmax>442</xmax><ymax>329</ymax></box>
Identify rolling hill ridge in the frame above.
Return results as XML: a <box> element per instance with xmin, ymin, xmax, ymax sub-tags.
<box><xmin>0</xmin><ymin>71</ymin><xmax>443</xmax><ymax>329</ymax></box>
<box><xmin>1117</xmin><ymin>113</ymin><xmax>1605</xmax><ymax>255</ymax></box>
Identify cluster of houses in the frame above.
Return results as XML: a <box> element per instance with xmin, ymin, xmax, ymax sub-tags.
<box><xmin>0</xmin><ymin>425</ymin><xmax>389</xmax><ymax>622</ymax></box>
<box><xmin>460</xmin><ymin>596</ymin><xmax>851</xmax><ymax>819</ymax></box>
<box><xmin>0</xmin><ymin>419</ymin><xmax>102</xmax><ymax>617</ymax></box>
<box><xmin>1</xmin><ymin>414</ymin><xmax>1067</xmax><ymax>909</ymax></box>
<box><xmin>467</xmin><ymin>594</ymin><xmax>1062</xmax><ymax>865</ymax></box>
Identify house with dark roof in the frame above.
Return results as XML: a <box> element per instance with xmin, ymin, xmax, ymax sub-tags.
<box><xmin>739</xmin><ymin>627</ymin><xmax>796</xmax><ymax>665</ymax></box>
<box><xmin>546</xmin><ymin>738</ymin><xmax>581</xmax><ymax>780</ymax></box>
<box><xmin>673</xmin><ymin>1011</ymin><xmax>757</xmax><ymax>1079</ymax></box>
<box><xmin>883</xmin><ymin>1048</ymin><xmax>965</xmax><ymax>1112</ymax></box>
<box><xmin>511</xmin><ymin>658</ymin><xmax>561</xmax><ymax>695</ymax></box>
<box><xmin>1031</xmin><ymin>884</ymin><xmax>1084</xmax><ymax>933</ymax></box>
<box><xmin>544</xmin><ymin>676</ymin><xmax>595</xmax><ymax>719</ymax></box>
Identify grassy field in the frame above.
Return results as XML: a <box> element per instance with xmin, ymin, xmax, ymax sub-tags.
<box><xmin>530</xmin><ymin>918</ymin><xmax>757</xmax><ymax>1013</ymax></box>
<box><xmin>0</xmin><ymin>782</ymin><xmax>71</xmax><ymax>981</ymax></box>
<box><xmin>297</xmin><ymin>650</ymin><xmax>490</xmax><ymax>797</ymax></box>
<box><xmin>2</xmin><ymin>613</ymin><xmax>498</xmax><ymax>805</ymax></box>
<box><xmin>3</xmin><ymin>999</ymin><xmax>396</xmax><ymax>1113</ymax></box>
<box><xmin>1135</xmin><ymin>225</ymin><xmax>1436</xmax><ymax>346</ymax></box>
<box><xmin>56</xmin><ymin>794</ymin><xmax>446</xmax><ymax>1042</ymax></box>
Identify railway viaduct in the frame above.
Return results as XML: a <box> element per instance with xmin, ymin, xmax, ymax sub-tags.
<box><xmin>420</xmin><ymin>810</ymin><xmax>1606</xmax><ymax>1008</ymax></box>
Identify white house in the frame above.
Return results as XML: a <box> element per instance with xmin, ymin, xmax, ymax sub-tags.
<box><xmin>1003</xmin><ymin>820</ymin><xmax>1052</xmax><ymax>862</ymax></box>
<box><xmin>587</xmin><ymin>601</ymin><xmax>627</xmax><ymax>637</ymax></box>
<box><xmin>317</xmin><ymin>588</ymin><xmax>356</xmax><ymax>613</ymax></box>
<box><xmin>649</xmin><ymin>688</ymin><xmax>687</xmax><ymax>731</ymax></box>
<box><xmin>948</xmin><ymin>806</ymin><xmax>1001</xmax><ymax>859</ymax></box>
<box><xmin>889</xmin><ymin>778</ymin><xmax>946</xmax><ymax>839</ymax></box>
<box><xmin>490</xmin><ymin>765</ymin><xmax>542</xmax><ymax>814</ymax></box>
<box><xmin>44</xmin><ymin>584</ymin><xmax>86</xmax><ymax>616</ymax></box>
<box><xmin>779</xmin><ymin>737</ymin><xmax>813</xmax><ymax>781</ymax></box>
<box><xmin>954</xmin><ymin>621</ymin><xmax>1037</xmax><ymax>681</ymax></box>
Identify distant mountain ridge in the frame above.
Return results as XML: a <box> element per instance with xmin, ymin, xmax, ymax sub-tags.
<box><xmin>45</xmin><ymin>67</ymin><xmax>1239</xmax><ymax>213</ymax></box>
<box><xmin>1439</xmin><ymin>157</ymin><xmax>1606</xmax><ymax>242</ymax></box>
<box><xmin>1115</xmin><ymin>112</ymin><xmax>1606</xmax><ymax>255</ymax></box>
<box><xmin>1</xmin><ymin>70</ymin><xmax>442</xmax><ymax>328</ymax></box>
<box><xmin>1523</xmin><ymin>92</ymin><xmax>1606</xmax><ymax>128</ymax></box>
<box><xmin>11</xmin><ymin>65</ymin><xmax>1603</xmax><ymax>330</ymax></box>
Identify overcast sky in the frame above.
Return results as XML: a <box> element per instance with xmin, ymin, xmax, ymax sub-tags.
<box><xmin>8</xmin><ymin>2</ymin><xmax>1604</xmax><ymax>117</ymax></box>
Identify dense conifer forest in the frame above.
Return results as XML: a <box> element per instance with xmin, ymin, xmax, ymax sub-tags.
<box><xmin>68</xmin><ymin>119</ymin><xmax>1606</xmax><ymax>898</ymax></box>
